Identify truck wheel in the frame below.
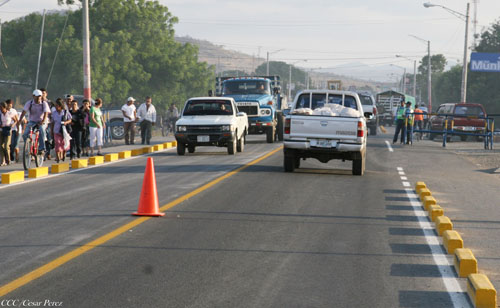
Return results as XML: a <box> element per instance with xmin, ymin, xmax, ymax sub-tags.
<box><xmin>266</xmin><ymin>127</ymin><xmax>275</xmax><ymax>143</ymax></box>
<box><xmin>284</xmin><ymin>155</ymin><xmax>295</xmax><ymax>172</ymax></box>
<box><xmin>237</xmin><ymin>135</ymin><xmax>244</xmax><ymax>152</ymax></box>
<box><xmin>352</xmin><ymin>152</ymin><xmax>365</xmax><ymax>176</ymax></box>
<box><xmin>227</xmin><ymin>138</ymin><xmax>236</xmax><ymax>155</ymax></box>
<box><xmin>294</xmin><ymin>157</ymin><xmax>300</xmax><ymax>169</ymax></box>
<box><xmin>277</xmin><ymin>114</ymin><xmax>284</xmax><ymax>141</ymax></box>
<box><xmin>370</xmin><ymin>126</ymin><xmax>377</xmax><ymax>136</ymax></box>
<box><xmin>110</xmin><ymin>119</ymin><xmax>125</xmax><ymax>140</ymax></box>
<box><xmin>188</xmin><ymin>145</ymin><xmax>195</xmax><ymax>153</ymax></box>
<box><xmin>177</xmin><ymin>143</ymin><xmax>186</xmax><ymax>156</ymax></box>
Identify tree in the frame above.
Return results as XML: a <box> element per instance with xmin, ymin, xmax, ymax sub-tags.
<box><xmin>415</xmin><ymin>54</ymin><xmax>447</xmax><ymax>109</ymax></box>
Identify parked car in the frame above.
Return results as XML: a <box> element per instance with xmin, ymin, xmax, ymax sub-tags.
<box><xmin>428</xmin><ymin>103</ymin><xmax>487</xmax><ymax>141</ymax></box>
<box><xmin>357</xmin><ymin>92</ymin><xmax>378</xmax><ymax>135</ymax></box>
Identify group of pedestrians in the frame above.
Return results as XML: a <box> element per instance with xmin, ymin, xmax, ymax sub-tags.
<box><xmin>0</xmin><ymin>89</ymin><xmax>108</xmax><ymax>166</ymax></box>
<box><xmin>121</xmin><ymin>96</ymin><xmax>159</xmax><ymax>145</ymax></box>
<box><xmin>392</xmin><ymin>100</ymin><xmax>425</xmax><ymax>145</ymax></box>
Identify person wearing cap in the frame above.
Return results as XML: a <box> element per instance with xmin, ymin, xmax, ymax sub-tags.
<box><xmin>392</xmin><ymin>100</ymin><xmax>406</xmax><ymax>144</ymax></box>
<box><xmin>404</xmin><ymin>101</ymin><xmax>414</xmax><ymax>144</ymax></box>
<box><xmin>121</xmin><ymin>97</ymin><xmax>137</xmax><ymax>145</ymax></box>
<box><xmin>65</xmin><ymin>94</ymin><xmax>74</xmax><ymax>110</ymax></box>
<box><xmin>18</xmin><ymin>90</ymin><xmax>50</xmax><ymax>154</ymax></box>
<box><xmin>137</xmin><ymin>96</ymin><xmax>156</xmax><ymax>145</ymax></box>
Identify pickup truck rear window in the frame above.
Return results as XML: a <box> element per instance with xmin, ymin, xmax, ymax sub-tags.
<box><xmin>295</xmin><ymin>93</ymin><xmax>358</xmax><ymax>110</ymax></box>
<box><xmin>454</xmin><ymin>106</ymin><xmax>484</xmax><ymax>117</ymax></box>
<box><xmin>183</xmin><ymin>100</ymin><xmax>233</xmax><ymax>116</ymax></box>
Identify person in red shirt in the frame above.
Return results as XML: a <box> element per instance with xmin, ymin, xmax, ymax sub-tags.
<box><xmin>414</xmin><ymin>105</ymin><xmax>424</xmax><ymax>140</ymax></box>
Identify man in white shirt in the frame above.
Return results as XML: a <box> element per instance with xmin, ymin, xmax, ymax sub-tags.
<box><xmin>137</xmin><ymin>96</ymin><xmax>156</xmax><ymax>145</ymax></box>
<box><xmin>121</xmin><ymin>97</ymin><xmax>137</xmax><ymax>145</ymax></box>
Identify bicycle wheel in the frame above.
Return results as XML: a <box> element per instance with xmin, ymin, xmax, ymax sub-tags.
<box><xmin>23</xmin><ymin>138</ymin><xmax>32</xmax><ymax>170</ymax></box>
<box><xmin>35</xmin><ymin>147</ymin><xmax>44</xmax><ymax>167</ymax></box>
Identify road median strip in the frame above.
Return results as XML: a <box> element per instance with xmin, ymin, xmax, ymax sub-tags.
<box><xmin>28</xmin><ymin>167</ymin><xmax>49</xmax><ymax>179</ymax></box>
<box><xmin>1</xmin><ymin>171</ymin><xmax>24</xmax><ymax>184</ymax></box>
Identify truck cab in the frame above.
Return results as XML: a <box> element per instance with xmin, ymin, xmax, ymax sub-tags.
<box><xmin>217</xmin><ymin>76</ymin><xmax>285</xmax><ymax>143</ymax></box>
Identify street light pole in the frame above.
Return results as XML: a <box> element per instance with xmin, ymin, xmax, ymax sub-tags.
<box><xmin>288</xmin><ymin>60</ymin><xmax>307</xmax><ymax>100</ymax></box>
<box><xmin>397</xmin><ymin>55</ymin><xmax>418</xmax><ymax>98</ymax></box>
<box><xmin>424</xmin><ymin>2</ymin><xmax>470</xmax><ymax>103</ymax></box>
<box><xmin>409</xmin><ymin>35</ymin><xmax>432</xmax><ymax>112</ymax></box>
<box><xmin>266</xmin><ymin>49</ymin><xmax>284</xmax><ymax>75</ymax></box>
<box><xmin>83</xmin><ymin>0</ymin><xmax>92</xmax><ymax>99</ymax></box>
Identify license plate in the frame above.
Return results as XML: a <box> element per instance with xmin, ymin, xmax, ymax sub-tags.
<box><xmin>463</xmin><ymin>126</ymin><xmax>475</xmax><ymax>131</ymax></box>
<box><xmin>311</xmin><ymin>139</ymin><xmax>336</xmax><ymax>148</ymax></box>
<box><xmin>197</xmin><ymin>135</ymin><xmax>210</xmax><ymax>142</ymax></box>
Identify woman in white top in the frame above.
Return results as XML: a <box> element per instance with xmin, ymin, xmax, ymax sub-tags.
<box><xmin>0</xmin><ymin>101</ymin><xmax>19</xmax><ymax>166</ymax></box>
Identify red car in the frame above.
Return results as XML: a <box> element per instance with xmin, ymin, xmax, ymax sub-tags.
<box><xmin>428</xmin><ymin>103</ymin><xmax>487</xmax><ymax>141</ymax></box>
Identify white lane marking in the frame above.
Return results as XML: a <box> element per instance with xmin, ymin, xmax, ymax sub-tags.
<box><xmin>0</xmin><ymin>147</ymin><xmax>177</xmax><ymax>190</ymax></box>
<box><xmin>401</xmin><ymin>176</ymin><xmax>408</xmax><ymax>180</ymax></box>
<box><xmin>402</xmin><ymin>181</ymin><xmax>411</xmax><ymax>187</ymax></box>
<box><xmin>397</xmin><ymin>167</ymin><xmax>403</xmax><ymax>171</ymax></box>
<box><xmin>385</xmin><ymin>140</ymin><xmax>394</xmax><ymax>152</ymax></box>
<box><xmin>398</xmin><ymin>171</ymin><xmax>405</xmax><ymax>176</ymax></box>
<box><xmin>404</xmin><ymin>187</ymin><xmax>469</xmax><ymax>304</ymax></box>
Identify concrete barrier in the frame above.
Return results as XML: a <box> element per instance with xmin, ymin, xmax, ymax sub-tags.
<box><xmin>1</xmin><ymin>171</ymin><xmax>25</xmax><ymax>184</ymax></box>
<box><xmin>163</xmin><ymin>142</ymin><xmax>171</xmax><ymax>148</ymax></box>
<box><xmin>51</xmin><ymin>163</ymin><xmax>69</xmax><ymax>174</ymax></box>
<box><xmin>435</xmin><ymin>216</ymin><xmax>453</xmax><ymax>236</ymax></box>
<box><xmin>454</xmin><ymin>248</ymin><xmax>477</xmax><ymax>278</ymax></box>
<box><xmin>428</xmin><ymin>204</ymin><xmax>444</xmax><ymax>222</ymax></box>
<box><xmin>442</xmin><ymin>230</ymin><xmax>463</xmax><ymax>254</ymax></box>
<box><xmin>467</xmin><ymin>273</ymin><xmax>497</xmax><ymax>308</ymax></box>
<box><xmin>131</xmin><ymin>149</ymin><xmax>143</xmax><ymax>156</ymax></box>
<box><xmin>71</xmin><ymin>159</ymin><xmax>88</xmax><ymax>169</ymax></box>
<box><xmin>153</xmin><ymin>144</ymin><xmax>164</xmax><ymax>151</ymax></box>
<box><xmin>89</xmin><ymin>156</ymin><xmax>104</xmax><ymax>165</ymax></box>
<box><xmin>415</xmin><ymin>181</ymin><xmax>426</xmax><ymax>193</ymax></box>
<box><xmin>143</xmin><ymin>146</ymin><xmax>154</xmax><ymax>154</ymax></box>
<box><xmin>423</xmin><ymin>195</ymin><xmax>437</xmax><ymax>210</ymax></box>
<box><xmin>28</xmin><ymin>167</ymin><xmax>49</xmax><ymax>179</ymax></box>
<box><xmin>172</xmin><ymin>140</ymin><xmax>177</xmax><ymax>147</ymax></box>
<box><xmin>119</xmin><ymin>150</ymin><xmax>131</xmax><ymax>159</ymax></box>
<box><xmin>104</xmin><ymin>153</ymin><xmax>119</xmax><ymax>162</ymax></box>
<box><xmin>419</xmin><ymin>188</ymin><xmax>432</xmax><ymax>200</ymax></box>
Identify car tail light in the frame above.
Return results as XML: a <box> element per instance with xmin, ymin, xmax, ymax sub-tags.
<box><xmin>373</xmin><ymin>107</ymin><xmax>377</xmax><ymax>115</ymax></box>
<box><xmin>357</xmin><ymin>121</ymin><xmax>364</xmax><ymax>137</ymax></box>
<box><xmin>285</xmin><ymin>118</ymin><xmax>291</xmax><ymax>134</ymax></box>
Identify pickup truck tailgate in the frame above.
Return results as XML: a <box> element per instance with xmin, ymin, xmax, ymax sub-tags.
<box><xmin>290</xmin><ymin>115</ymin><xmax>359</xmax><ymax>140</ymax></box>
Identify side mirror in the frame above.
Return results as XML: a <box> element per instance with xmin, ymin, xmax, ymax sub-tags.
<box><xmin>237</xmin><ymin>112</ymin><xmax>246</xmax><ymax>117</ymax></box>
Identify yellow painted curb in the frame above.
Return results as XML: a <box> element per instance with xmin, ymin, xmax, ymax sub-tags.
<box><xmin>1</xmin><ymin>171</ymin><xmax>24</xmax><ymax>184</ymax></box>
<box><xmin>89</xmin><ymin>156</ymin><xmax>104</xmax><ymax>165</ymax></box>
<box><xmin>163</xmin><ymin>142</ymin><xmax>171</xmax><ymax>148</ymax></box>
<box><xmin>454</xmin><ymin>248</ymin><xmax>477</xmax><ymax>278</ymax></box>
<box><xmin>415</xmin><ymin>181</ymin><xmax>426</xmax><ymax>192</ymax></box>
<box><xmin>442</xmin><ymin>230</ymin><xmax>463</xmax><ymax>254</ymax></box>
<box><xmin>143</xmin><ymin>146</ymin><xmax>154</xmax><ymax>154</ymax></box>
<box><xmin>423</xmin><ymin>195</ymin><xmax>437</xmax><ymax>210</ymax></box>
<box><xmin>428</xmin><ymin>204</ymin><xmax>444</xmax><ymax>222</ymax></box>
<box><xmin>435</xmin><ymin>216</ymin><xmax>453</xmax><ymax>236</ymax></box>
<box><xmin>171</xmin><ymin>140</ymin><xmax>177</xmax><ymax>147</ymax></box>
<box><xmin>52</xmin><ymin>163</ymin><xmax>69</xmax><ymax>174</ymax></box>
<box><xmin>467</xmin><ymin>273</ymin><xmax>497</xmax><ymax>308</ymax></box>
<box><xmin>119</xmin><ymin>150</ymin><xmax>131</xmax><ymax>159</ymax></box>
<box><xmin>71</xmin><ymin>159</ymin><xmax>88</xmax><ymax>169</ymax></box>
<box><xmin>153</xmin><ymin>144</ymin><xmax>164</xmax><ymax>151</ymax></box>
<box><xmin>419</xmin><ymin>188</ymin><xmax>431</xmax><ymax>200</ymax></box>
<box><xmin>104</xmin><ymin>153</ymin><xmax>119</xmax><ymax>162</ymax></box>
<box><xmin>131</xmin><ymin>149</ymin><xmax>143</xmax><ymax>156</ymax></box>
<box><xmin>28</xmin><ymin>167</ymin><xmax>49</xmax><ymax>179</ymax></box>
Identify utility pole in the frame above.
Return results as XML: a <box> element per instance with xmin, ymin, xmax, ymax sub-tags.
<box><xmin>83</xmin><ymin>0</ymin><xmax>92</xmax><ymax>99</ymax></box>
<box><xmin>461</xmin><ymin>3</ymin><xmax>470</xmax><ymax>103</ymax></box>
<box><xmin>427</xmin><ymin>41</ymin><xmax>432</xmax><ymax>112</ymax></box>
<box><xmin>35</xmin><ymin>9</ymin><xmax>46</xmax><ymax>90</ymax></box>
<box><xmin>413</xmin><ymin>60</ymin><xmax>416</xmax><ymax>98</ymax></box>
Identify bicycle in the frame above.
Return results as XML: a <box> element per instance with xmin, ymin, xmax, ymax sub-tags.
<box><xmin>163</xmin><ymin>118</ymin><xmax>177</xmax><ymax>136</ymax></box>
<box><xmin>23</xmin><ymin>124</ymin><xmax>44</xmax><ymax>170</ymax></box>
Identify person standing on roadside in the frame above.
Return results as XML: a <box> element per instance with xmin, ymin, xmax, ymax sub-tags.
<box><xmin>18</xmin><ymin>90</ymin><xmax>50</xmax><ymax>155</ymax></box>
<box><xmin>137</xmin><ymin>96</ymin><xmax>156</xmax><ymax>145</ymax></box>
<box><xmin>80</xmin><ymin>99</ymin><xmax>91</xmax><ymax>156</ymax></box>
<box><xmin>413</xmin><ymin>105</ymin><xmax>424</xmax><ymax>140</ymax></box>
<box><xmin>50</xmin><ymin>99</ymin><xmax>72</xmax><ymax>162</ymax></box>
<box><xmin>392</xmin><ymin>100</ymin><xmax>406</xmax><ymax>144</ymax></box>
<box><xmin>89</xmin><ymin>98</ymin><xmax>105</xmax><ymax>156</ymax></box>
<box><xmin>0</xmin><ymin>101</ymin><xmax>18</xmax><ymax>166</ymax></box>
<box><xmin>404</xmin><ymin>101</ymin><xmax>414</xmax><ymax>144</ymax></box>
<box><xmin>40</xmin><ymin>88</ymin><xmax>54</xmax><ymax>160</ymax></box>
<box><xmin>65</xmin><ymin>94</ymin><xmax>74</xmax><ymax>110</ymax></box>
<box><xmin>122</xmin><ymin>97</ymin><xmax>137</xmax><ymax>145</ymax></box>
<box><xmin>69</xmin><ymin>99</ymin><xmax>84</xmax><ymax>159</ymax></box>
<box><xmin>6</xmin><ymin>99</ymin><xmax>21</xmax><ymax>163</ymax></box>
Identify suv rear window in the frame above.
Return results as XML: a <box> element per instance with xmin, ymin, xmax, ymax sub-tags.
<box><xmin>454</xmin><ymin>106</ymin><xmax>484</xmax><ymax>117</ymax></box>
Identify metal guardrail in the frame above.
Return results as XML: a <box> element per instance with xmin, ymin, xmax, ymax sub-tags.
<box><xmin>403</xmin><ymin>113</ymin><xmax>495</xmax><ymax>149</ymax></box>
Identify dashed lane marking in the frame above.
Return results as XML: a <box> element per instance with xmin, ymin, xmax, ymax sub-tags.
<box><xmin>385</xmin><ymin>140</ymin><xmax>394</xmax><ymax>152</ymax></box>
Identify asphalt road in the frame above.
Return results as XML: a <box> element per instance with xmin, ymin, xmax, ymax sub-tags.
<box><xmin>0</xmin><ymin>130</ymin><xmax>498</xmax><ymax>307</ymax></box>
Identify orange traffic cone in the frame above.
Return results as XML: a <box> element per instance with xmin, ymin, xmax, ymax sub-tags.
<box><xmin>133</xmin><ymin>157</ymin><xmax>165</xmax><ymax>216</ymax></box>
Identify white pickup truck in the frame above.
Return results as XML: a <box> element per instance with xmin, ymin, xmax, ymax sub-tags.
<box><xmin>283</xmin><ymin>90</ymin><xmax>367</xmax><ymax>175</ymax></box>
<box><xmin>174</xmin><ymin>97</ymin><xmax>248</xmax><ymax>155</ymax></box>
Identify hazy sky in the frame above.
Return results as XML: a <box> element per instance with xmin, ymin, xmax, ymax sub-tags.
<box><xmin>1</xmin><ymin>0</ymin><xmax>499</xmax><ymax>80</ymax></box>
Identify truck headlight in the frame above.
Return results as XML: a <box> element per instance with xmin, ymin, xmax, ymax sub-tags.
<box><xmin>221</xmin><ymin>125</ymin><xmax>231</xmax><ymax>131</ymax></box>
<box><xmin>260</xmin><ymin>109</ymin><xmax>271</xmax><ymax>116</ymax></box>
<box><xmin>177</xmin><ymin>125</ymin><xmax>187</xmax><ymax>132</ymax></box>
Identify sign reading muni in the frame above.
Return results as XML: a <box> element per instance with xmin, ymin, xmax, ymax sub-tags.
<box><xmin>470</xmin><ymin>52</ymin><xmax>500</xmax><ymax>72</ymax></box>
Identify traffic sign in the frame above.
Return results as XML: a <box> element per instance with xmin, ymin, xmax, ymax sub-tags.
<box><xmin>470</xmin><ymin>52</ymin><xmax>500</xmax><ymax>72</ymax></box>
